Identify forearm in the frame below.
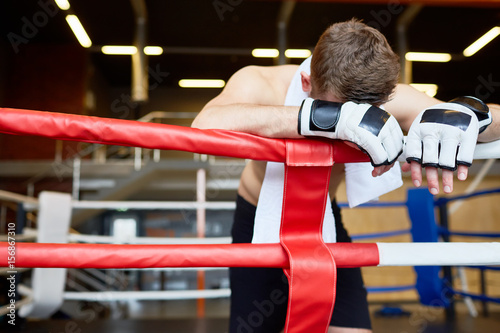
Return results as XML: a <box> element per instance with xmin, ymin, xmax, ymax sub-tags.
<box><xmin>192</xmin><ymin>103</ymin><xmax>301</xmax><ymax>138</ymax></box>
<box><xmin>478</xmin><ymin>103</ymin><xmax>500</xmax><ymax>142</ymax></box>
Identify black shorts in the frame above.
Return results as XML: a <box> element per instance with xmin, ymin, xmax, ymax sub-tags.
<box><xmin>229</xmin><ymin>195</ymin><xmax>371</xmax><ymax>333</ymax></box>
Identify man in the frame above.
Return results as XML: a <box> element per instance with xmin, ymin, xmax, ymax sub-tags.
<box><xmin>192</xmin><ymin>19</ymin><xmax>500</xmax><ymax>333</ymax></box>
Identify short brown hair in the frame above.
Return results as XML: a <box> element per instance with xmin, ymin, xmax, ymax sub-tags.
<box><xmin>310</xmin><ymin>19</ymin><xmax>400</xmax><ymax>106</ymax></box>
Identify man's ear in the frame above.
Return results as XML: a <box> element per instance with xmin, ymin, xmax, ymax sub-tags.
<box><xmin>300</xmin><ymin>71</ymin><xmax>312</xmax><ymax>93</ymax></box>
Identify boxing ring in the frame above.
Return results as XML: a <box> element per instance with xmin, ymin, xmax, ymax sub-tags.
<box><xmin>1</xmin><ymin>107</ymin><xmax>500</xmax><ymax>332</ymax></box>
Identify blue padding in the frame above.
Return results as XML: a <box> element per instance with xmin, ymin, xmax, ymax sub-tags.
<box><xmin>407</xmin><ymin>189</ymin><xmax>450</xmax><ymax>307</ymax></box>
<box><xmin>407</xmin><ymin>188</ymin><xmax>438</xmax><ymax>243</ymax></box>
<box><xmin>414</xmin><ymin>266</ymin><xmax>450</xmax><ymax>307</ymax></box>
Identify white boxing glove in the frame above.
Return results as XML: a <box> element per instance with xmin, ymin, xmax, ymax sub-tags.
<box><xmin>298</xmin><ymin>98</ymin><xmax>404</xmax><ymax>166</ymax></box>
<box><xmin>405</xmin><ymin>96</ymin><xmax>491</xmax><ymax>170</ymax></box>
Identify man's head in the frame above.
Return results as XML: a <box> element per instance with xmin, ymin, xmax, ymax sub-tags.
<box><xmin>307</xmin><ymin>19</ymin><xmax>400</xmax><ymax>106</ymax></box>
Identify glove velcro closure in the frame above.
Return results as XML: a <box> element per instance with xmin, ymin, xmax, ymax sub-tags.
<box><xmin>310</xmin><ymin>99</ymin><xmax>343</xmax><ymax>132</ymax></box>
<box><xmin>449</xmin><ymin>96</ymin><xmax>491</xmax><ymax>133</ymax></box>
<box><xmin>298</xmin><ymin>98</ymin><xmax>343</xmax><ymax>136</ymax></box>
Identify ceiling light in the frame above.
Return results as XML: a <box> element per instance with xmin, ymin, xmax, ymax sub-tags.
<box><xmin>101</xmin><ymin>46</ymin><xmax>163</xmax><ymax>55</ymax></box>
<box><xmin>101</xmin><ymin>45</ymin><xmax>137</xmax><ymax>55</ymax></box>
<box><xmin>144</xmin><ymin>46</ymin><xmax>163</xmax><ymax>55</ymax></box>
<box><xmin>55</xmin><ymin>0</ymin><xmax>70</xmax><ymax>10</ymax></box>
<box><xmin>410</xmin><ymin>83</ymin><xmax>438</xmax><ymax>97</ymax></box>
<box><xmin>65</xmin><ymin>15</ymin><xmax>92</xmax><ymax>48</ymax></box>
<box><xmin>252</xmin><ymin>48</ymin><xmax>279</xmax><ymax>58</ymax></box>
<box><xmin>463</xmin><ymin>26</ymin><xmax>500</xmax><ymax>57</ymax></box>
<box><xmin>405</xmin><ymin>52</ymin><xmax>451</xmax><ymax>62</ymax></box>
<box><xmin>178</xmin><ymin>79</ymin><xmax>226</xmax><ymax>88</ymax></box>
<box><xmin>285</xmin><ymin>49</ymin><xmax>311</xmax><ymax>58</ymax></box>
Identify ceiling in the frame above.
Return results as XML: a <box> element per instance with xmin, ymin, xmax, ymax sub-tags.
<box><xmin>1</xmin><ymin>0</ymin><xmax>500</xmax><ymax>103</ymax></box>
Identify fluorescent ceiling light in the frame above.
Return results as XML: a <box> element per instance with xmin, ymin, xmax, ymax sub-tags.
<box><xmin>55</xmin><ymin>0</ymin><xmax>70</xmax><ymax>10</ymax></box>
<box><xmin>410</xmin><ymin>83</ymin><xmax>438</xmax><ymax>98</ymax></box>
<box><xmin>405</xmin><ymin>52</ymin><xmax>451</xmax><ymax>62</ymax></box>
<box><xmin>144</xmin><ymin>46</ymin><xmax>163</xmax><ymax>55</ymax></box>
<box><xmin>252</xmin><ymin>48</ymin><xmax>279</xmax><ymax>58</ymax></box>
<box><xmin>101</xmin><ymin>46</ymin><xmax>163</xmax><ymax>55</ymax></box>
<box><xmin>463</xmin><ymin>26</ymin><xmax>500</xmax><ymax>57</ymax></box>
<box><xmin>101</xmin><ymin>45</ymin><xmax>137</xmax><ymax>55</ymax></box>
<box><xmin>65</xmin><ymin>15</ymin><xmax>92</xmax><ymax>48</ymax></box>
<box><xmin>285</xmin><ymin>49</ymin><xmax>311</xmax><ymax>58</ymax></box>
<box><xmin>178</xmin><ymin>79</ymin><xmax>226</xmax><ymax>88</ymax></box>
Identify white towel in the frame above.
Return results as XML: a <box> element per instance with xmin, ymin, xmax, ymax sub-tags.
<box><xmin>344</xmin><ymin>162</ymin><xmax>402</xmax><ymax>208</ymax></box>
<box><xmin>251</xmin><ymin>56</ymin><xmax>403</xmax><ymax>244</ymax></box>
<box><xmin>253</xmin><ymin>161</ymin><xmax>337</xmax><ymax>244</ymax></box>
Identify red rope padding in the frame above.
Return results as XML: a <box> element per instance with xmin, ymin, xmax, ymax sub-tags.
<box><xmin>0</xmin><ymin>242</ymin><xmax>379</xmax><ymax>269</ymax></box>
<box><xmin>0</xmin><ymin>108</ymin><xmax>370</xmax><ymax>163</ymax></box>
<box><xmin>0</xmin><ymin>107</ymin><xmax>374</xmax><ymax>332</ymax></box>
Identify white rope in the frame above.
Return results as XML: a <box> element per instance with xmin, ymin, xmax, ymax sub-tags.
<box><xmin>0</xmin><ymin>190</ymin><xmax>38</xmax><ymax>206</ymax></box>
<box><xmin>377</xmin><ymin>242</ymin><xmax>500</xmax><ymax>266</ymax></box>
<box><xmin>63</xmin><ymin>289</ymin><xmax>230</xmax><ymax>301</ymax></box>
<box><xmin>125</xmin><ymin>267</ymin><xmax>228</xmax><ymax>272</ymax></box>
<box><xmin>396</xmin><ymin>139</ymin><xmax>500</xmax><ymax>162</ymax></box>
<box><xmin>470</xmin><ymin>140</ymin><xmax>500</xmax><ymax>160</ymax></box>
<box><xmin>67</xmin><ymin>233</ymin><xmax>232</xmax><ymax>244</ymax></box>
<box><xmin>71</xmin><ymin>200</ymin><xmax>236</xmax><ymax>210</ymax></box>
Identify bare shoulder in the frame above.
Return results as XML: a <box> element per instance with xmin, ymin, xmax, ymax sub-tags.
<box><xmin>235</xmin><ymin>64</ymin><xmax>297</xmax><ymax>82</ymax></box>
<box><xmin>224</xmin><ymin>65</ymin><xmax>298</xmax><ymax>105</ymax></box>
<box><xmin>385</xmin><ymin>84</ymin><xmax>442</xmax><ymax>131</ymax></box>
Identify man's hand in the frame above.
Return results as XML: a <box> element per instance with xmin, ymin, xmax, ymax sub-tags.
<box><xmin>404</xmin><ymin>96</ymin><xmax>491</xmax><ymax>194</ymax></box>
<box><xmin>298</xmin><ymin>98</ymin><xmax>404</xmax><ymax>173</ymax></box>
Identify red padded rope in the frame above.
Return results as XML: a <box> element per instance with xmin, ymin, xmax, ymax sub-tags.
<box><xmin>0</xmin><ymin>108</ymin><xmax>370</xmax><ymax>163</ymax></box>
<box><xmin>0</xmin><ymin>108</ymin><xmax>376</xmax><ymax>332</ymax></box>
<box><xmin>0</xmin><ymin>242</ymin><xmax>379</xmax><ymax>269</ymax></box>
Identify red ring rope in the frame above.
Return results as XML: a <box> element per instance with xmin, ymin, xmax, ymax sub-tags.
<box><xmin>0</xmin><ymin>107</ymin><xmax>372</xmax><ymax>332</ymax></box>
<box><xmin>0</xmin><ymin>108</ymin><xmax>370</xmax><ymax>163</ymax></box>
<box><xmin>0</xmin><ymin>242</ymin><xmax>380</xmax><ymax>269</ymax></box>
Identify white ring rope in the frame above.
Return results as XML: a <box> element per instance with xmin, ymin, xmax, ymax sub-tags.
<box><xmin>63</xmin><ymin>289</ymin><xmax>231</xmax><ymax>301</ymax></box>
<box><xmin>470</xmin><ymin>140</ymin><xmax>500</xmax><ymax>160</ymax></box>
<box><xmin>396</xmin><ymin>138</ymin><xmax>500</xmax><ymax>162</ymax></box>
<box><xmin>22</xmin><ymin>200</ymin><xmax>237</xmax><ymax>211</ymax></box>
<box><xmin>72</xmin><ymin>200</ymin><xmax>236</xmax><ymax>210</ymax></box>
<box><xmin>67</xmin><ymin>233</ymin><xmax>232</xmax><ymax>245</ymax></box>
<box><xmin>377</xmin><ymin>242</ymin><xmax>500</xmax><ymax>266</ymax></box>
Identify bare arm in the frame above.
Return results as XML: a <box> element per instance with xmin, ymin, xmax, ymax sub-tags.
<box><xmin>191</xmin><ymin>65</ymin><xmax>301</xmax><ymax>138</ymax></box>
<box><xmin>386</xmin><ymin>83</ymin><xmax>500</xmax><ymax>142</ymax></box>
<box><xmin>384</xmin><ymin>83</ymin><xmax>442</xmax><ymax>132</ymax></box>
<box><xmin>387</xmin><ymin>83</ymin><xmax>500</xmax><ymax>195</ymax></box>
<box><xmin>479</xmin><ymin>103</ymin><xmax>500</xmax><ymax>142</ymax></box>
